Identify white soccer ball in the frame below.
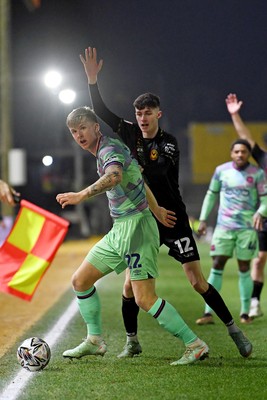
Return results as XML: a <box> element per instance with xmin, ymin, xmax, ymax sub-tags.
<box><xmin>17</xmin><ymin>337</ymin><xmax>51</xmax><ymax>372</ymax></box>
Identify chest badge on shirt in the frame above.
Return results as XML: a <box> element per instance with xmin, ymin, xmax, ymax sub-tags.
<box><xmin>246</xmin><ymin>176</ymin><xmax>254</xmax><ymax>184</ymax></box>
<box><xmin>150</xmin><ymin>149</ymin><xmax>159</xmax><ymax>161</ymax></box>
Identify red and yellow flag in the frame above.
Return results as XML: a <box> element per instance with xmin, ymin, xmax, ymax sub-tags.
<box><xmin>0</xmin><ymin>200</ymin><xmax>69</xmax><ymax>301</ymax></box>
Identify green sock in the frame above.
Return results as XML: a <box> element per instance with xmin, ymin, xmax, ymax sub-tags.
<box><xmin>148</xmin><ymin>298</ymin><xmax>197</xmax><ymax>345</ymax></box>
<box><xmin>75</xmin><ymin>286</ymin><xmax>102</xmax><ymax>336</ymax></box>
<box><xmin>204</xmin><ymin>268</ymin><xmax>223</xmax><ymax>314</ymax></box>
<box><xmin>238</xmin><ymin>270</ymin><xmax>253</xmax><ymax>315</ymax></box>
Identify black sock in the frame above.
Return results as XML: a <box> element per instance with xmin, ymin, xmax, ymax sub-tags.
<box><xmin>251</xmin><ymin>281</ymin><xmax>264</xmax><ymax>300</ymax></box>
<box><xmin>122</xmin><ymin>295</ymin><xmax>139</xmax><ymax>336</ymax></box>
<box><xmin>201</xmin><ymin>284</ymin><xmax>233</xmax><ymax>325</ymax></box>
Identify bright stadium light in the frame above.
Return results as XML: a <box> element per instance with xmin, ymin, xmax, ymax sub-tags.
<box><xmin>58</xmin><ymin>89</ymin><xmax>76</xmax><ymax>104</ymax></box>
<box><xmin>44</xmin><ymin>70</ymin><xmax>62</xmax><ymax>89</ymax></box>
<box><xmin>42</xmin><ymin>155</ymin><xmax>53</xmax><ymax>166</ymax></box>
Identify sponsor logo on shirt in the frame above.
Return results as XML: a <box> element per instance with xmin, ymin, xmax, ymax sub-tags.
<box><xmin>247</xmin><ymin>176</ymin><xmax>254</xmax><ymax>184</ymax></box>
<box><xmin>225</xmin><ymin>188</ymin><xmax>249</xmax><ymax>197</ymax></box>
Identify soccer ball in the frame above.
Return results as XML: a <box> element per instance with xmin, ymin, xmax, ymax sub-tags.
<box><xmin>17</xmin><ymin>337</ymin><xmax>51</xmax><ymax>372</ymax></box>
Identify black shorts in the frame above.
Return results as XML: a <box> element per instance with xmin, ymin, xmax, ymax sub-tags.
<box><xmin>258</xmin><ymin>218</ymin><xmax>267</xmax><ymax>252</ymax></box>
<box><xmin>157</xmin><ymin>216</ymin><xmax>200</xmax><ymax>264</ymax></box>
<box><xmin>258</xmin><ymin>230</ymin><xmax>267</xmax><ymax>252</ymax></box>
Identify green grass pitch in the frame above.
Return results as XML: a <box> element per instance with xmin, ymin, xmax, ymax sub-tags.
<box><xmin>0</xmin><ymin>242</ymin><xmax>267</xmax><ymax>400</ymax></box>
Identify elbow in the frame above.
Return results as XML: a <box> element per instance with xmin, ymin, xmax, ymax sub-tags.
<box><xmin>113</xmin><ymin>174</ymin><xmax>122</xmax><ymax>186</ymax></box>
<box><xmin>110</xmin><ymin>172</ymin><xmax>122</xmax><ymax>188</ymax></box>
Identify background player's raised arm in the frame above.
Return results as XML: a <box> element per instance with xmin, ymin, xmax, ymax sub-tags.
<box><xmin>225</xmin><ymin>93</ymin><xmax>255</xmax><ymax>147</ymax></box>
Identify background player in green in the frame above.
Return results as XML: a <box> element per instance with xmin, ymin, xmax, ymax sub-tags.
<box><xmin>196</xmin><ymin>139</ymin><xmax>267</xmax><ymax>324</ymax></box>
<box><xmin>56</xmin><ymin>106</ymin><xmax>209</xmax><ymax>365</ymax></box>
<box><xmin>226</xmin><ymin>93</ymin><xmax>267</xmax><ymax>318</ymax></box>
<box><xmin>79</xmin><ymin>46</ymin><xmax>253</xmax><ymax>359</ymax></box>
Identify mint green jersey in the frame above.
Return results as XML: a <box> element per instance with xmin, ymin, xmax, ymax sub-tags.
<box><xmin>96</xmin><ymin>136</ymin><xmax>148</xmax><ymax>219</ymax></box>
<box><xmin>200</xmin><ymin>161</ymin><xmax>267</xmax><ymax>230</ymax></box>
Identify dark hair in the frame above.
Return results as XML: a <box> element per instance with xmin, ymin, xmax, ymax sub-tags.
<box><xmin>66</xmin><ymin>106</ymin><xmax>98</xmax><ymax>127</ymax></box>
<box><xmin>230</xmin><ymin>139</ymin><xmax>251</xmax><ymax>153</ymax></box>
<box><xmin>133</xmin><ymin>93</ymin><xmax>160</xmax><ymax>110</ymax></box>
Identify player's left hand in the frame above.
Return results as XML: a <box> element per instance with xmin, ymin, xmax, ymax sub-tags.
<box><xmin>156</xmin><ymin>207</ymin><xmax>177</xmax><ymax>228</ymax></box>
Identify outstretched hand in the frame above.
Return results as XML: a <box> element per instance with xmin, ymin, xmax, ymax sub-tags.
<box><xmin>80</xmin><ymin>47</ymin><xmax>103</xmax><ymax>84</ymax></box>
<box><xmin>155</xmin><ymin>207</ymin><xmax>177</xmax><ymax>228</ymax></box>
<box><xmin>56</xmin><ymin>191</ymin><xmax>84</xmax><ymax>209</ymax></box>
<box><xmin>225</xmin><ymin>93</ymin><xmax>243</xmax><ymax>115</ymax></box>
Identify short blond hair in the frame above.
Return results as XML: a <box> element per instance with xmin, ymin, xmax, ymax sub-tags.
<box><xmin>66</xmin><ymin>106</ymin><xmax>98</xmax><ymax>127</ymax></box>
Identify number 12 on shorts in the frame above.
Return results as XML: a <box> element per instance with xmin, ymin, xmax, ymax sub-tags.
<box><xmin>174</xmin><ymin>237</ymin><xmax>193</xmax><ymax>254</ymax></box>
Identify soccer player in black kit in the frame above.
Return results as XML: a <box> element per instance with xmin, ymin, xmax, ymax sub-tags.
<box><xmin>79</xmin><ymin>46</ymin><xmax>252</xmax><ymax>360</ymax></box>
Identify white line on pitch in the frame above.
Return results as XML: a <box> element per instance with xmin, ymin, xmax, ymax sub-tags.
<box><xmin>0</xmin><ymin>298</ymin><xmax>78</xmax><ymax>400</ymax></box>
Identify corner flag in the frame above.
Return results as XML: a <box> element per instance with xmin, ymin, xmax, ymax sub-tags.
<box><xmin>0</xmin><ymin>200</ymin><xmax>69</xmax><ymax>301</ymax></box>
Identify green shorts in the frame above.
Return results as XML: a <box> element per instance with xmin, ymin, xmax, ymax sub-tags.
<box><xmin>210</xmin><ymin>227</ymin><xmax>258</xmax><ymax>260</ymax></box>
<box><xmin>86</xmin><ymin>209</ymin><xmax>159</xmax><ymax>280</ymax></box>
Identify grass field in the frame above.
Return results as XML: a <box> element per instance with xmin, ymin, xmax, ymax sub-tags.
<box><xmin>0</xmin><ymin>241</ymin><xmax>267</xmax><ymax>400</ymax></box>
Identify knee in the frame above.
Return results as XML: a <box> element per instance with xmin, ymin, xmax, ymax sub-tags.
<box><xmin>184</xmin><ymin>261</ymin><xmax>209</xmax><ymax>294</ymax></box>
<box><xmin>71</xmin><ymin>271</ymin><xmax>85</xmax><ymax>291</ymax></box>
<box><xmin>134</xmin><ymin>293</ymin><xmax>157</xmax><ymax>312</ymax></box>
<box><xmin>191</xmin><ymin>278</ymin><xmax>209</xmax><ymax>294</ymax></box>
<box><xmin>185</xmin><ymin>267</ymin><xmax>209</xmax><ymax>293</ymax></box>
<box><xmin>212</xmin><ymin>259</ymin><xmax>225</xmax><ymax>270</ymax></box>
<box><xmin>254</xmin><ymin>254</ymin><xmax>267</xmax><ymax>269</ymax></box>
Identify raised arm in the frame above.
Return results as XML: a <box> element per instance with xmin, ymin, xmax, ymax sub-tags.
<box><xmin>80</xmin><ymin>46</ymin><xmax>121</xmax><ymax>131</ymax></box>
<box><xmin>225</xmin><ymin>93</ymin><xmax>255</xmax><ymax>147</ymax></box>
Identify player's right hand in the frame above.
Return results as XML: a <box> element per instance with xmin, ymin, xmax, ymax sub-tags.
<box><xmin>197</xmin><ymin>221</ymin><xmax>207</xmax><ymax>236</ymax></box>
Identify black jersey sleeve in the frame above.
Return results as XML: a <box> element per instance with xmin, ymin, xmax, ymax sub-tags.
<box><xmin>89</xmin><ymin>83</ymin><xmax>138</xmax><ymax>154</ymax></box>
<box><xmin>252</xmin><ymin>143</ymin><xmax>267</xmax><ymax>173</ymax></box>
<box><xmin>89</xmin><ymin>83</ymin><xmax>121</xmax><ymax>131</ymax></box>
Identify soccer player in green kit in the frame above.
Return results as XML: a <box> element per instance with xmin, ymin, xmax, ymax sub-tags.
<box><xmin>56</xmin><ymin>106</ymin><xmax>209</xmax><ymax>365</ymax></box>
<box><xmin>196</xmin><ymin>139</ymin><xmax>267</xmax><ymax>324</ymax></box>
<box><xmin>78</xmin><ymin>46</ymin><xmax>253</xmax><ymax>360</ymax></box>
<box><xmin>226</xmin><ymin>93</ymin><xmax>267</xmax><ymax>318</ymax></box>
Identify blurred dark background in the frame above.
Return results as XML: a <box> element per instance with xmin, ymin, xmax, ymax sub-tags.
<box><xmin>2</xmin><ymin>0</ymin><xmax>267</xmax><ymax>237</ymax></box>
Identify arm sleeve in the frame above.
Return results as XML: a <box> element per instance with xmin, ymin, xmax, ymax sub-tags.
<box><xmin>252</xmin><ymin>143</ymin><xmax>267</xmax><ymax>173</ymax></box>
<box><xmin>199</xmin><ymin>168</ymin><xmax>221</xmax><ymax>221</ymax></box>
<box><xmin>89</xmin><ymin>83</ymin><xmax>121</xmax><ymax>131</ymax></box>
<box><xmin>199</xmin><ymin>189</ymin><xmax>218</xmax><ymax>221</ymax></box>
